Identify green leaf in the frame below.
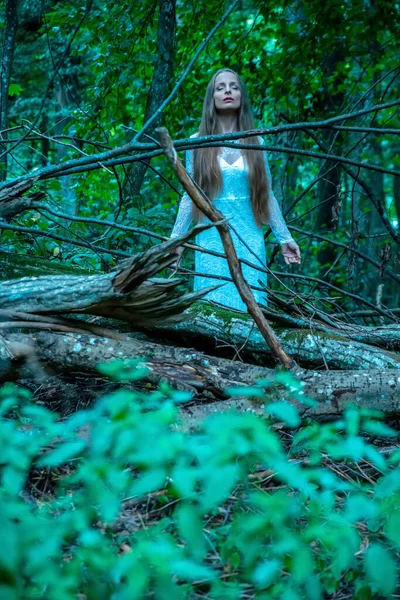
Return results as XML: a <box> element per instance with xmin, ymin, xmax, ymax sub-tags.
<box><xmin>0</xmin><ymin>587</ymin><xmax>19</xmax><ymax>600</ymax></box>
<box><xmin>327</xmin><ymin>436</ymin><xmax>364</xmax><ymax>461</ymax></box>
<box><xmin>201</xmin><ymin>464</ymin><xmax>238</xmax><ymax>511</ymax></box>
<box><xmin>8</xmin><ymin>84</ymin><xmax>22</xmax><ymax>96</ymax></box>
<box><xmin>171</xmin><ymin>465</ymin><xmax>197</xmax><ymax>498</ymax></box>
<box><xmin>130</xmin><ymin>468</ymin><xmax>166</xmax><ymax>497</ymax></box>
<box><xmin>0</xmin><ymin>523</ymin><xmax>17</xmax><ymax>586</ymax></box>
<box><xmin>384</xmin><ymin>512</ymin><xmax>400</xmax><ymax>548</ymax></box>
<box><xmin>305</xmin><ymin>574</ymin><xmax>322</xmax><ymax>600</ymax></box>
<box><xmin>345</xmin><ymin>407</ymin><xmax>360</xmax><ymax>436</ymax></box>
<box><xmin>210</xmin><ymin>580</ymin><xmax>242</xmax><ymax>600</ymax></box>
<box><xmin>252</xmin><ymin>559</ymin><xmax>281</xmax><ymax>589</ymax></box>
<box><xmin>38</xmin><ymin>439</ymin><xmax>86</xmax><ymax>466</ymax></box>
<box><xmin>363</xmin><ymin>445</ymin><xmax>387</xmax><ymax>471</ymax></box>
<box><xmin>388</xmin><ymin>448</ymin><xmax>400</xmax><ymax>464</ymax></box>
<box><xmin>362</xmin><ymin>420</ymin><xmax>397</xmax><ymax>438</ymax></box>
<box><xmin>266</xmin><ymin>401</ymin><xmax>300</xmax><ymax>428</ymax></box>
<box><xmin>171</xmin><ymin>559</ymin><xmax>216</xmax><ymax>582</ymax></box>
<box><xmin>175</xmin><ymin>503</ymin><xmax>206</xmax><ymax>560</ymax></box>
<box><xmin>291</xmin><ymin>546</ymin><xmax>313</xmax><ymax>583</ymax></box>
<box><xmin>2</xmin><ymin>467</ymin><xmax>28</xmax><ymax>495</ymax></box>
<box><xmin>281</xmin><ymin>589</ymin><xmax>301</xmax><ymax>600</ymax></box>
<box><xmin>226</xmin><ymin>386</ymin><xmax>266</xmax><ymax>398</ymax></box>
<box><xmin>364</xmin><ymin>543</ymin><xmax>397</xmax><ymax>596</ymax></box>
<box><xmin>346</xmin><ymin>494</ymin><xmax>378</xmax><ymax>522</ymax></box>
<box><xmin>96</xmin><ymin>359</ymin><xmax>149</xmax><ymax>382</ymax></box>
<box><xmin>375</xmin><ymin>470</ymin><xmax>400</xmax><ymax>498</ymax></box>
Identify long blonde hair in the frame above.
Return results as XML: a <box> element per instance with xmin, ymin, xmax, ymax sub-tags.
<box><xmin>192</xmin><ymin>68</ymin><xmax>270</xmax><ymax>225</ymax></box>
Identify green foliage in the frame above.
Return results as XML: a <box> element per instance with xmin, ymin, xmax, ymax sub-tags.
<box><xmin>2</xmin><ymin>0</ymin><xmax>399</xmax><ymax>310</ymax></box>
<box><xmin>0</xmin><ymin>365</ymin><xmax>399</xmax><ymax>598</ymax></box>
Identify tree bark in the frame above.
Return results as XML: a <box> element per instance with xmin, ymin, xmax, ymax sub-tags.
<box><xmin>122</xmin><ymin>0</ymin><xmax>175</xmax><ymax>209</ymax></box>
<box><xmin>0</xmin><ymin>225</ymin><xmax>215</xmax><ymax>325</ymax></box>
<box><xmin>141</xmin><ymin>307</ymin><xmax>400</xmax><ymax>370</ymax></box>
<box><xmin>54</xmin><ymin>80</ymin><xmax>77</xmax><ymax>214</ymax></box>
<box><xmin>0</xmin><ymin>0</ymin><xmax>19</xmax><ymax>180</ymax></box>
<box><xmin>314</xmin><ymin>51</ymin><xmax>344</xmax><ymax>272</ymax></box>
<box><xmin>2</xmin><ymin>330</ymin><xmax>399</xmax><ymax>420</ymax></box>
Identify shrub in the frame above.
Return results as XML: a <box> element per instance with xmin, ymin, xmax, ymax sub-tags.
<box><xmin>0</xmin><ymin>363</ymin><xmax>399</xmax><ymax>599</ymax></box>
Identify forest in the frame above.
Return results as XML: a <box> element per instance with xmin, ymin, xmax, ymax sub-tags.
<box><xmin>0</xmin><ymin>0</ymin><xmax>400</xmax><ymax>598</ymax></box>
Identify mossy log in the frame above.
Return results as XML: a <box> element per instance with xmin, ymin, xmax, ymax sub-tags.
<box><xmin>1</xmin><ymin>246</ymin><xmax>400</xmax><ymax>370</ymax></box>
<box><xmin>1</xmin><ymin>331</ymin><xmax>400</xmax><ymax>421</ymax></box>
<box><xmin>140</xmin><ymin>302</ymin><xmax>400</xmax><ymax>371</ymax></box>
<box><xmin>0</xmin><ymin>251</ymin><xmax>96</xmax><ymax>280</ymax></box>
<box><xmin>0</xmin><ymin>228</ymin><xmax>214</xmax><ymax>327</ymax></box>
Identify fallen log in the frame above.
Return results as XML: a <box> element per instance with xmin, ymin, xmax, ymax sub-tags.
<box><xmin>0</xmin><ymin>250</ymin><xmax>95</xmax><ymax>280</ymax></box>
<box><xmin>139</xmin><ymin>302</ymin><xmax>400</xmax><ymax>370</ymax></box>
<box><xmin>2</xmin><ymin>330</ymin><xmax>399</xmax><ymax>420</ymax></box>
<box><xmin>1</xmin><ymin>236</ymin><xmax>400</xmax><ymax>371</ymax></box>
<box><xmin>0</xmin><ymin>225</ymin><xmax>216</xmax><ymax>327</ymax></box>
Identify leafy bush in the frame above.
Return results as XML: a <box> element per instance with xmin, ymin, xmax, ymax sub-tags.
<box><xmin>0</xmin><ymin>364</ymin><xmax>399</xmax><ymax>599</ymax></box>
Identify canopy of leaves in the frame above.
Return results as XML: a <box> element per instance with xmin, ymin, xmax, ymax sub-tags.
<box><xmin>0</xmin><ymin>0</ymin><xmax>399</xmax><ymax>320</ymax></box>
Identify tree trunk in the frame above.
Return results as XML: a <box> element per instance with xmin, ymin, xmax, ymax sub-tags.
<box><xmin>2</xmin><ymin>331</ymin><xmax>399</xmax><ymax>420</ymax></box>
<box><xmin>54</xmin><ymin>80</ymin><xmax>77</xmax><ymax>214</ymax></box>
<box><xmin>315</xmin><ymin>51</ymin><xmax>344</xmax><ymax>272</ymax></box>
<box><xmin>142</xmin><ymin>308</ymin><xmax>400</xmax><ymax>370</ymax></box>
<box><xmin>394</xmin><ymin>169</ymin><xmax>400</xmax><ymax>309</ymax></box>
<box><xmin>122</xmin><ymin>0</ymin><xmax>175</xmax><ymax>211</ymax></box>
<box><xmin>0</xmin><ymin>225</ymin><xmax>215</xmax><ymax>325</ymax></box>
<box><xmin>0</xmin><ymin>0</ymin><xmax>19</xmax><ymax>181</ymax></box>
<box><xmin>1</xmin><ymin>262</ymin><xmax>400</xmax><ymax>370</ymax></box>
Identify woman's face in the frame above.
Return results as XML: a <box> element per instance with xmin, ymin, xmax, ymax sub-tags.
<box><xmin>213</xmin><ymin>71</ymin><xmax>241</xmax><ymax>112</ymax></box>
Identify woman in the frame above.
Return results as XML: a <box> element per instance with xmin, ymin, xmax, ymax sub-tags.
<box><xmin>170</xmin><ymin>68</ymin><xmax>301</xmax><ymax>311</ymax></box>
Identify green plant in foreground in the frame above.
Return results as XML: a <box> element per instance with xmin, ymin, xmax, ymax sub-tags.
<box><xmin>0</xmin><ymin>362</ymin><xmax>399</xmax><ymax>599</ymax></box>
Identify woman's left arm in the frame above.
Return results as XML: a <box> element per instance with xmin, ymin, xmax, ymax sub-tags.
<box><xmin>261</xmin><ymin>141</ymin><xmax>301</xmax><ymax>265</ymax></box>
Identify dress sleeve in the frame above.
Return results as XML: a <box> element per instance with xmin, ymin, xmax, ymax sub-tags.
<box><xmin>260</xmin><ymin>137</ymin><xmax>294</xmax><ymax>245</ymax></box>
<box><xmin>170</xmin><ymin>137</ymin><xmax>195</xmax><ymax>239</ymax></box>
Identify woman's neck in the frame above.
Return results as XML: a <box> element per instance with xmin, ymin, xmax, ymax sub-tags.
<box><xmin>218</xmin><ymin>114</ymin><xmax>238</xmax><ymax>134</ymax></box>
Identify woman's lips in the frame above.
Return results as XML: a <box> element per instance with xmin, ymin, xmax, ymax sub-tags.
<box><xmin>223</xmin><ymin>98</ymin><xmax>234</xmax><ymax>102</ymax></box>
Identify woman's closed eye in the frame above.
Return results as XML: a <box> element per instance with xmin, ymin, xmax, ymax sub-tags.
<box><xmin>216</xmin><ymin>84</ymin><xmax>238</xmax><ymax>90</ymax></box>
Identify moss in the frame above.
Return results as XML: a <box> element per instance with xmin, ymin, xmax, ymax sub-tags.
<box><xmin>0</xmin><ymin>251</ymin><xmax>97</xmax><ymax>281</ymax></box>
<box><xmin>187</xmin><ymin>301</ymin><xmax>252</xmax><ymax>333</ymax></box>
<box><xmin>277</xmin><ymin>328</ymin><xmax>348</xmax><ymax>345</ymax></box>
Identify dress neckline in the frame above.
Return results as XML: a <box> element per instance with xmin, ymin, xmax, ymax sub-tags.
<box><xmin>219</xmin><ymin>155</ymin><xmax>243</xmax><ymax>167</ymax></box>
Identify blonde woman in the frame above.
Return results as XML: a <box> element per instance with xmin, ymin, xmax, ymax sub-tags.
<box><xmin>170</xmin><ymin>68</ymin><xmax>301</xmax><ymax>311</ymax></box>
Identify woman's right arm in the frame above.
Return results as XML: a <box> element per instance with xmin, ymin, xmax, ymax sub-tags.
<box><xmin>170</xmin><ymin>137</ymin><xmax>195</xmax><ymax>239</ymax></box>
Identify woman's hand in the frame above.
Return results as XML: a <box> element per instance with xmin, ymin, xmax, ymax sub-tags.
<box><xmin>281</xmin><ymin>241</ymin><xmax>301</xmax><ymax>265</ymax></box>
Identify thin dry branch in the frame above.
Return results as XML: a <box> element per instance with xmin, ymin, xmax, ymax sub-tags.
<box><xmin>290</xmin><ymin>226</ymin><xmax>400</xmax><ymax>284</ymax></box>
<box><xmin>1</xmin><ymin>100</ymin><xmax>399</xmax><ymax>192</ymax></box>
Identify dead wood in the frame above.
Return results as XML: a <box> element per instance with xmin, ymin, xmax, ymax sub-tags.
<box><xmin>1</xmin><ymin>330</ymin><xmax>399</xmax><ymax>420</ymax></box>
<box><xmin>0</xmin><ymin>224</ymin><xmax>216</xmax><ymax>327</ymax></box>
<box><xmin>141</xmin><ymin>303</ymin><xmax>400</xmax><ymax>370</ymax></box>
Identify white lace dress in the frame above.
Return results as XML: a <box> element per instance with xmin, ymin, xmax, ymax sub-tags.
<box><xmin>171</xmin><ymin>134</ymin><xmax>294</xmax><ymax>311</ymax></box>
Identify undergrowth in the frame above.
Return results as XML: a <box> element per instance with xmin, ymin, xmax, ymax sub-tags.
<box><xmin>0</xmin><ymin>361</ymin><xmax>399</xmax><ymax>599</ymax></box>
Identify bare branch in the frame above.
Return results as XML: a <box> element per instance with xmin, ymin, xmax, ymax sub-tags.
<box><xmin>290</xmin><ymin>226</ymin><xmax>400</xmax><ymax>285</ymax></box>
<box><xmin>2</xmin><ymin>101</ymin><xmax>399</xmax><ymax>192</ymax></box>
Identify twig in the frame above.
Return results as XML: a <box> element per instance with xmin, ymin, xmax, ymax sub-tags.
<box><xmin>2</xmin><ymin>101</ymin><xmax>399</xmax><ymax>191</ymax></box>
<box><xmin>290</xmin><ymin>226</ymin><xmax>400</xmax><ymax>284</ymax></box>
